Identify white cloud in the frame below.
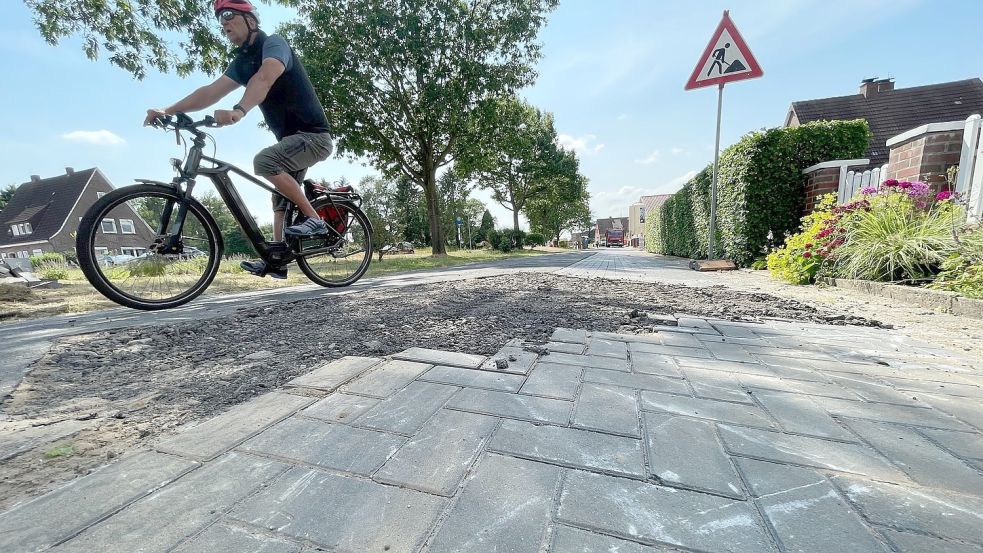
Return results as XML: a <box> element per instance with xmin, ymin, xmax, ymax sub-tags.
<box><xmin>61</xmin><ymin>130</ymin><xmax>125</xmax><ymax>146</ymax></box>
<box><xmin>666</xmin><ymin>170</ymin><xmax>699</xmax><ymax>191</ymax></box>
<box><xmin>558</xmin><ymin>133</ymin><xmax>605</xmax><ymax>155</ymax></box>
<box><xmin>671</xmin><ymin>147</ymin><xmax>687</xmax><ymax>156</ymax></box>
<box><xmin>635</xmin><ymin>150</ymin><xmax>660</xmax><ymax>165</ymax></box>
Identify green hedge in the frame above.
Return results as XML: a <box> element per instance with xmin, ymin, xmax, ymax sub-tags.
<box><xmin>650</xmin><ymin>119</ymin><xmax>869</xmax><ymax>265</ymax></box>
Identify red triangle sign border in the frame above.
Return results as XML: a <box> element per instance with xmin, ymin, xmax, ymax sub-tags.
<box><xmin>685</xmin><ymin>11</ymin><xmax>763</xmax><ymax>91</ymax></box>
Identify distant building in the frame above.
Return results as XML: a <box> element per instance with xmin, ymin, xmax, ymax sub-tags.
<box><xmin>595</xmin><ymin>216</ymin><xmax>629</xmax><ymax>246</ymax></box>
<box><xmin>631</xmin><ymin>194</ymin><xmax>673</xmax><ymax>248</ymax></box>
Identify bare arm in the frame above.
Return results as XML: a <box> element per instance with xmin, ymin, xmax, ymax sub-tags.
<box><xmin>144</xmin><ymin>76</ymin><xmax>240</xmax><ymax>125</ymax></box>
<box><xmin>213</xmin><ymin>58</ymin><xmax>285</xmax><ymax>125</ymax></box>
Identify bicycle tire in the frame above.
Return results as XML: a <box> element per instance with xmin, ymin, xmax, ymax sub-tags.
<box><xmin>294</xmin><ymin>198</ymin><xmax>373</xmax><ymax>287</ymax></box>
<box><xmin>76</xmin><ymin>184</ymin><xmax>223</xmax><ymax>310</ymax></box>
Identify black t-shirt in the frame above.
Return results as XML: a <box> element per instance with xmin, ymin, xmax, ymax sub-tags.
<box><xmin>224</xmin><ymin>31</ymin><xmax>330</xmax><ymax>141</ymax></box>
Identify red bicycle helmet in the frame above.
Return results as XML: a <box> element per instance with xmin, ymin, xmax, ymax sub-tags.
<box><xmin>213</xmin><ymin>0</ymin><xmax>255</xmax><ymax>15</ymax></box>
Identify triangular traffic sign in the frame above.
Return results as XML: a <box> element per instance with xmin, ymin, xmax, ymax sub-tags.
<box><xmin>685</xmin><ymin>11</ymin><xmax>763</xmax><ymax>90</ymax></box>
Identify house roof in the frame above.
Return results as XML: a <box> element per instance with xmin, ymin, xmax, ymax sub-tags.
<box><xmin>640</xmin><ymin>194</ymin><xmax>672</xmax><ymax>214</ymax></box>
<box><xmin>787</xmin><ymin>78</ymin><xmax>983</xmax><ymax>166</ymax></box>
<box><xmin>596</xmin><ymin>217</ymin><xmax>629</xmax><ymax>234</ymax></box>
<box><xmin>0</xmin><ymin>168</ymin><xmax>97</xmax><ymax>247</ymax></box>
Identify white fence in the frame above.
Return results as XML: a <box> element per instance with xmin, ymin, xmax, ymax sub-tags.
<box><xmin>839</xmin><ymin>164</ymin><xmax>888</xmax><ymax>204</ymax></box>
<box><xmin>955</xmin><ymin>114</ymin><xmax>983</xmax><ymax>223</ymax></box>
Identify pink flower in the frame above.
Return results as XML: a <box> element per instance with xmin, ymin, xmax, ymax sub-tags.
<box><xmin>860</xmin><ymin>187</ymin><xmax>878</xmax><ymax>195</ymax></box>
<box><xmin>803</xmin><ymin>252</ymin><xmax>812</xmax><ymax>258</ymax></box>
<box><xmin>898</xmin><ymin>181</ymin><xmax>913</xmax><ymax>189</ymax></box>
<box><xmin>805</xmin><ymin>243</ymin><xmax>814</xmax><ymax>249</ymax></box>
<box><xmin>883</xmin><ymin>179</ymin><xmax>899</xmax><ymax>187</ymax></box>
<box><xmin>936</xmin><ymin>191</ymin><xmax>953</xmax><ymax>201</ymax></box>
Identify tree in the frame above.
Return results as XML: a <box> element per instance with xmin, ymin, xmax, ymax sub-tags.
<box><xmin>455</xmin><ymin>97</ymin><xmax>569</xmax><ymax>232</ymax></box>
<box><xmin>0</xmin><ymin>184</ymin><xmax>18</xmax><ymax>212</ymax></box>
<box><xmin>477</xmin><ymin>209</ymin><xmax>495</xmax><ymax>243</ymax></box>
<box><xmin>527</xmin><ymin>173</ymin><xmax>592</xmax><ymax>244</ymax></box>
<box><xmin>285</xmin><ymin>0</ymin><xmax>558</xmax><ymax>255</ymax></box>
<box><xmin>358</xmin><ymin>175</ymin><xmax>403</xmax><ymax>261</ymax></box>
<box><xmin>23</xmin><ymin>0</ymin><xmax>283</xmax><ymax>79</ymax></box>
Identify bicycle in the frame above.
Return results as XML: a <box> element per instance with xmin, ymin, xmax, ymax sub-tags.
<box><xmin>76</xmin><ymin>112</ymin><xmax>373</xmax><ymax>310</ymax></box>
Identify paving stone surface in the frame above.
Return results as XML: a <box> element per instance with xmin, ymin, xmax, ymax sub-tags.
<box><xmin>9</xmin><ymin>312</ymin><xmax>983</xmax><ymax>553</ymax></box>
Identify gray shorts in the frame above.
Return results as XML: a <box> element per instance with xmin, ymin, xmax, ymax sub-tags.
<box><xmin>254</xmin><ymin>132</ymin><xmax>333</xmax><ymax>212</ymax></box>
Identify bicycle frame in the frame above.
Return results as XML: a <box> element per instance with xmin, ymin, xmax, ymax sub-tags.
<box><xmin>144</xmin><ymin>122</ymin><xmax>358</xmax><ymax>265</ymax></box>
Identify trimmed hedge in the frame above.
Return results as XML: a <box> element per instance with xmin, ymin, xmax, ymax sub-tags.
<box><xmin>648</xmin><ymin>119</ymin><xmax>870</xmax><ymax>266</ymax></box>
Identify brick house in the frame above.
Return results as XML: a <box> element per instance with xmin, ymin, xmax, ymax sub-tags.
<box><xmin>0</xmin><ymin>168</ymin><xmax>156</xmax><ymax>259</ymax></box>
<box><xmin>789</xmin><ymin>78</ymin><xmax>983</xmax><ymax>212</ymax></box>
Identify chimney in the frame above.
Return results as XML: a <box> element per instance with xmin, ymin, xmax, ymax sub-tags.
<box><xmin>30</xmin><ymin>175</ymin><xmax>41</xmax><ymax>183</ymax></box>
<box><xmin>65</xmin><ymin>167</ymin><xmax>74</xmax><ymax>175</ymax></box>
<box><xmin>860</xmin><ymin>77</ymin><xmax>895</xmax><ymax>98</ymax></box>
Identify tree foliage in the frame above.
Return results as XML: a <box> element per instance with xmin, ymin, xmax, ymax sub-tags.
<box><xmin>24</xmin><ymin>0</ymin><xmax>291</xmax><ymax>78</ymax></box>
<box><xmin>0</xmin><ymin>184</ymin><xmax>18</xmax><ymax>213</ymax></box>
<box><xmin>284</xmin><ymin>0</ymin><xmax>557</xmax><ymax>254</ymax></box>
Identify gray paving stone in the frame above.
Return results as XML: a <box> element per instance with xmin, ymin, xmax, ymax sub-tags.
<box><xmin>629</xmin><ymin>341</ymin><xmax>714</xmax><ymax>359</ymax></box>
<box><xmin>520</xmin><ymin>362</ymin><xmax>583</xmax><ymax>400</ymax></box>
<box><xmin>881</xmin><ymin>376</ymin><xmax>983</xmax><ymax>399</ymax></box>
<box><xmin>551</xmin><ymin>328</ymin><xmax>588</xmax><ymax>344</ymax></box>
<box><xmin>420</xmin><ymin>365</ymin><xmax>526</xmax><ymax>391</ymax></box>
<box><xmin>735</xmin><ymin>457</ymin><xmax>828</xmax><ymax>497</ymax></box>
<box><xmin>546</xmin><ymin>341</ymin><xmax>586</xmax><ymax>354</ymax></box>
<box><xmin>672</xmin><ymin>356</ymin><xmax>786</xmax><ymax>378</ymax></box>
<box><xmin>881</xmin><ymin>529</ymin><xmax>983</xmax><ymax>553</ymax></box>
<box><xmin>738</xmin><ymin>372</ymin><xmax>861</xmax><ymax>400</ymax></box>
<box><xmin>550</xmin><ymin>525</ymin><xmax>669</xmax><ymax>552</ymax></box>
<box><xmin>824</xmin><ymin>373</ymin><xmax>924</xmax><ymax>406</ymax></box>
<box><xmin>171</xmin><ymin>523</ymin><xmax>302</xmax><ymax>553</ymax></box>
<box><xmin>586</xmin><ymin>337</ymin><xmax>628</xmax><ymax>359</ymax></box>
<box><xmin>393</xmin><ymin>347</ymin><xmax>485</xmax><ymax>368</ymax></box>
<box><xmin>156</xmin><ymin>392</ymin><xmax>314</xmax><ymax>461</ymax></box>
<box><xmin>812</xmin><ymin>396</ymin><xmax>976</xmax><ymax>432</ymax></box>
<box><xmin>718</xmin><ymin>425</ymin><xmax>906</xmax><ymax>481</ymax></box>
<box><xmin>640</xmin><ymin>391</ymin><xmax>777</xmax><ymax>429</ymax></box>
<box><xmin>375</xmin><ymin>410</ymin><xmax>497</xmax><ymax>496</ymax></box>
<box><xmin>680</xmin><ymin>367</ymin><xmax>754</xmax><ymax>404</ymax></box>
<box><xmin>918</xmin><ymin>428</ymin><xmax>983</xmax><ymax>460</ymax></box>
<box><xmin>573</xmin><ymin>382</ymin><xmax>640</xmax><ymax>437</ymax></box>
<box><xmin>751</xmin><ymin>389</ymin><xmax>856</xmax><ymax>440</ymax></box>
<box><xmin>0</xmin><ymin>451</ymin><xmax>197</xmax><ymax>553</ymax></box>
<box><xmin>654</xmin><ymin>331</ymin><xmax>704</xmax><ymax>348</ymax></box>
<box><xmin>301</xmin><ymin>393</ymin><xmax>379</xmax><ymax>423</ymax></box>
<box><xmin>843</xmin><ymin>419</ymin><xmax>983</xmax><ymax>496</ymax></box>
<box><xmin>754</xmin><ymin>353</ymin><xmax>821</xmax><ymax>372</ymax></box>
<box><xmin>629</xmin><ymin>352</ymin><xmax>683</xmax><ymax>377</ymax></box>
<box><xmin>284</xmin><ymin>356</ymin><xmax>380</xmax><ymax>391</ymax></box>
<box><xmin>355</xmin><ymin>381</ymin><xmax>459</xmax><ymax>435</ymax></box>
<box><xmin>480</xmin><ymin>344</ymin><xmax>539</xmax><ymax>375</ymax></box>
<box><xmin>643</xmin><ymin>413</ymin><xmax>743</xmax><ymax>498</ymax></box>
<box><xmin>53</xmin><ymin>453</ymin><xmax>289</xmax><ymax>553</ymax></box>
<box><xmin>705</xmin><ymin>341</ymin><xmax>757</xmax><ymax>363</ymax></box>
<box><xmin>918</xmin><ymin>393</ymin><xmax>983</xmax><ymax>431</ymax></box>
<box><xmin>230</xmin><ymin>466</ymin><xmax>444</xmax><ymax>551</ymax></box>
<box><xmin>340</xmin><ymin>359</ymin><xmax>432</xmax><ymax>398</ymax></box>
<box><xmin>676</xmin><ymin>315</ymin><xmax>717</xmax><ymax>331</ymax></box>
<box><xmin>490</xmin><ymin>419</ymin><xmax>645</xmax><ymax>478</ymax></box>
<box><xmin>548</xmin><ymin>351</ymin><xmax>629</xmax><ymax>372</ymax></box>
<box><xmin>834</xmin><ymin>475</ymin><xmax>983</xmax><ymax>544</ymax></box>
<box><xmin>239</xmin><ymin>417</ymin><xmax>404</xmax><ymax>475</ymax></box>
<box><xmin>584</xmin><ymin>368</ymin><xmax>690</xmax><ymax>395</ymax></box>
<box><xmin>711</xmin><ymin>322</ymin><xmax>762</xmax><ymax>339</ymax></box>
<box><xmin>757</xmin><ymin>476</ymin><xmax>892</xmax><ymax>553</ymax></box>
<box><xmin>447</xmin><ymin>387</ymin><xmax>572</xmax><ymax>424</ymax></box>
<box><xmin>557</xmin><ymin>470</ymin><xmax>775</xmax><ymax>551</ymax></box>
<box><xmin>428</xmin><ymin>454</ymin><xmax>560</xmax><ymax>553</ymax></box>
<box><xmin>0</xmin><ymin>420</ymin><xmax>86</xmax><ymax>463</ymax></box>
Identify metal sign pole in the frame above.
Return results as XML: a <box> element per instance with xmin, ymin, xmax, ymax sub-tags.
<box><xmin>709</xmin><ymin>83</ymin><xmax>724</xmax><ymax>260</ymax></box>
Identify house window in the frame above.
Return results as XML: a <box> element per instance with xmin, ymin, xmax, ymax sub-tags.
<box><xmin>32</xmin><ymin>249</ymin><xmax>43</xmax><ymax>256</ymax></box>
<box><xmin>121</xmin><ymin>247</ymin><xmax>147</xmax><ymax>257</ymax></box>
<box><xmin>101</xmin><ymin>219</ymin><xmax>117</xmax><ymax>233</ymax></box>
<box><xmin>119</xmin><ymin>219</ymin><xmax>136</xmax><ymax>234</ymax></box>
<box><xmin>10</xmin><ymin>225</ymin><xmax>18</xmax><ymax>237</ymax></box>
<box><xmin>10</xmin><ymin>223</ymin><xmax>31</xmax><ymax>236</ymax></box>
<box><xmin>94</xmin><ymin>247</ymin><xmax>109</xmax><ymax>256</ymax></box>
<box><xmin>20</xmin><ymin>251</ymin><xmax>29</xmax><ymax>259</ymax></box>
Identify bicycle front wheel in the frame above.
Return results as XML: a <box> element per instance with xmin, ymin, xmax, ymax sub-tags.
<box><xmin>295</xmin><ymin>199</ymin><xmax>372</xmax><ymax>287</ymax></box>
<box><xmin>76</xmin><ymin>184</ymin><xmax>223</xmax><ymax>310</ymax></box>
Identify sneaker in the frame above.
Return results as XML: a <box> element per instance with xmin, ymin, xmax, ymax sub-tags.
<box><xmin>285</xmin><ymin>216</ymin><xmax>328</xmax><ymax>237</ymax></box>
<box><xmin>240</xmin><ymin>259</ymin><xmax>287</xmax><ymax>279</ymax></box>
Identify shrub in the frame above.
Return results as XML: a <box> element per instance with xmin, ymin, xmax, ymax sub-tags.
<box><xmin>558</xmin><ymin>239</ymin><xmax>569</xmax><ymax>248</ymax></box>
<box><xmin>656</xmin><ymin>119</ymin><xmax>869</xmax><ymax>265</ymax></box>
<box><xmin>30</xmin><ymin>252</ymin><xmax>66</xmax><ymax>268</ymax></box>
<box><xmin>927</xmin><ymin>224</ymin><xmax>983</xmax><ymax>298</ymax></box>
<box><xmin>525</xmin><ymin>232</ymin><xmax>545</xmax><ymax>247</ymax></box>
<box><xmin>39</xmin><ymin>266</ymin><xmax>69</xmax><ymax>280</ymax></box>
<box><xmin>486</xmin><ymin>229</ymin><xmax>501</xmax><ymax>250</ymax></box>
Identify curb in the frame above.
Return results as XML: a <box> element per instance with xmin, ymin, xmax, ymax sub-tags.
<box><xmin>818</xmin><ymin>277</ymin><xmax>983</xmax><ymax>319</ymax></box>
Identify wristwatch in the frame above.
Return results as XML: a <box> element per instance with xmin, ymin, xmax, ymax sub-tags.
<box><xmin>233</xmin><ymin>103</ymin><xmax>248</xmax><ymax>116</ymax></box>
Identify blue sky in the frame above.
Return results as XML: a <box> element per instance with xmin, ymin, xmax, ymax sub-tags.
<box><xmin>2</xmin><ymin>0</ymin><xmax>981</xmax><ymax>228</ymax></box>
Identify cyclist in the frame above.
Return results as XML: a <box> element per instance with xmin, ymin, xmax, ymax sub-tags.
<box><xmin>143</xmin><ymin>0</ymin><xmax>332</xmax><ymax>279</ymax></box>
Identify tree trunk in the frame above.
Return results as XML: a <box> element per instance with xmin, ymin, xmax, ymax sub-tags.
<box><xmin>512</xmin><ymin>209</ymin><xmax>520</xmax><ymax>232</ymax></box>
<box><xmin>423</xmin><ymin>165</ymin><xmax>447</xmax><ymax>256</ymax></box>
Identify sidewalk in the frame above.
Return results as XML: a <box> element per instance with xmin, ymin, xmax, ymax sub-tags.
<box><xmin>2</xmin><ymin>315</ymin><xmax>981</xmax><ymax>552</ymax></box>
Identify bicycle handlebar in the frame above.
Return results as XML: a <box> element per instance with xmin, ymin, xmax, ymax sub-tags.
<box><xmin>151</xmin><ymin>112</ymin><xmax>217</xmax><ymax>142</ymax></box>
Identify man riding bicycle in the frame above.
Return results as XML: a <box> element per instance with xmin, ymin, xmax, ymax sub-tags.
<box><xmin>144</xmin><ymin>0</ymin><xmax>332</xmax><ymax>279</ymax></box>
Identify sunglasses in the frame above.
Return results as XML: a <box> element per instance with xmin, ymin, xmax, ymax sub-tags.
<box><xmin>217</xmin><ymin>10</ymin><xmax>240</xmax><ymax>22</ymax></box>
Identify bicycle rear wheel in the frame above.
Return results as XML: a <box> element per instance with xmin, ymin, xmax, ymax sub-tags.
<box><xmin>76</xmin><ymin>184</ymin><xmax>223</xmax><ymax>310</ymax></box>
<box><xmin>295</xmin><ymin>198</ymin><xmax>372</xmax><ymax>287</ymax></box>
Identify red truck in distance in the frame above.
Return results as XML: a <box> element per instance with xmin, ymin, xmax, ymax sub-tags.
<box><xmin>605</xmin><ymin>228</ymin><xmax>624</xmax><ymax>247</ymax></box>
